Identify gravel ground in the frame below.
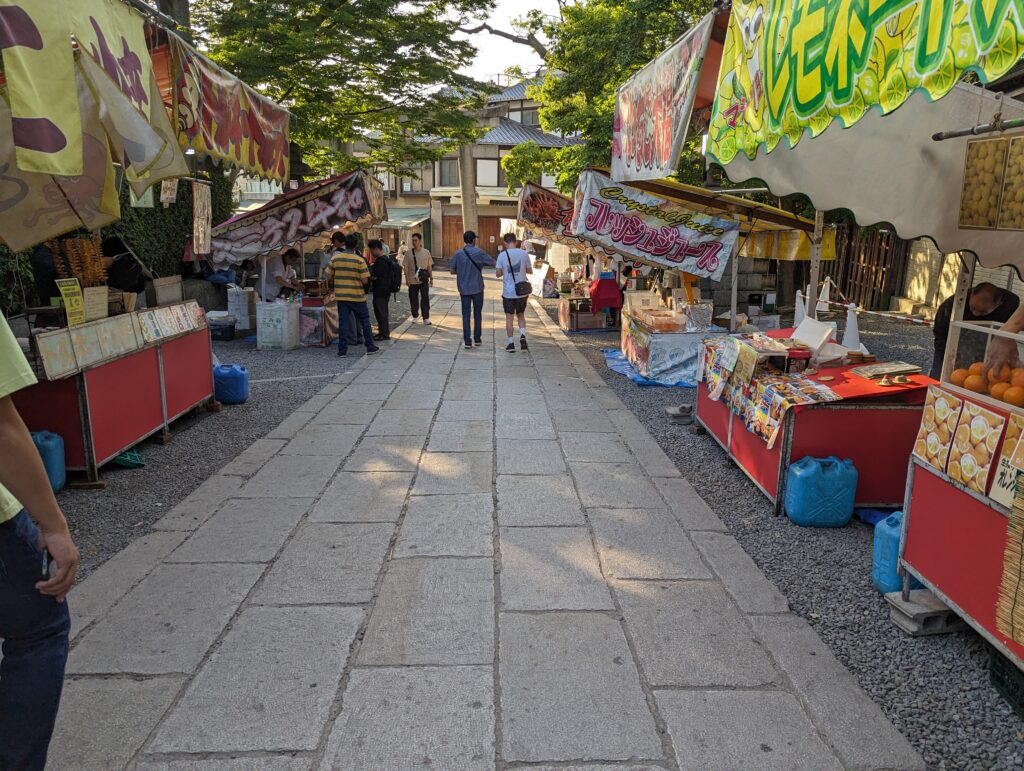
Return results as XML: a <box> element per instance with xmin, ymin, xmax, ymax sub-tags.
<box><xmin>541</xmin><ymin>300</ymin><xmax>1024</xmax><ymax>769</ymax></box>
<box><xmin>60</xmin><ymin>292</ymin><xmax>410</xmax><ymax>579</ymax></box>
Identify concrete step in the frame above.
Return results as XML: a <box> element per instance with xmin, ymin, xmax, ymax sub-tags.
<box><xmin>885</xmin><ymin>588</ymin><xmax>968</xmax><ymax>637</ymax></box>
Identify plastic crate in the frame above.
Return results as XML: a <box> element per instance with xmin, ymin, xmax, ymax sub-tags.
<box><xmin>990</xmin><ymin>647</ymin><xmax>1024</xmax><ymax>719</ymax></box>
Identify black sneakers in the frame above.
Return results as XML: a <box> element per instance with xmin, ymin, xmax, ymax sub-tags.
<box><xmin>520</xmin><ymin>335</ymin><xmax>529</xmax><ymax>351</ymax></box>
<box><xmin>505</xmin><ymin>342</ymin><xmax>516</xmax><ymax>352</ymax></box>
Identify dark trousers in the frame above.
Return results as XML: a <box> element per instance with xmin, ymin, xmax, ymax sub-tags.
<box><xmin>461</xmin><ymin>292</ymin><xmax>484</xmax><ymax>344</ymax></box>
<box><xmin>372</xmin><ymin>293</ymin><xmax>391</xmax><ymax>339</ymax></box>
<box><xmin>408</xmin><ymin>282</ymin><xmax>430</xmax><ymax>320</ymax></box>
<box><xmin>0</xmin><ymin>511</ymin><xmax>70</xmax><ymax>771</ymax></box>
<box><xmin>336</xmin><ymin>300</ymin><xmax>375</xmax><ymax>353</ymax></box>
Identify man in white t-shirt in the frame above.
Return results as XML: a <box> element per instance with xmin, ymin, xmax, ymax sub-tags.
<box><xmin>259</xmin><ymin>253</ymin><xmax>286</xmax><ymax>301</ymax></box>
<box><xmin>495</xmin><ymin>232</ymin><xmax>533</xmax><ymax>352</ymax></box>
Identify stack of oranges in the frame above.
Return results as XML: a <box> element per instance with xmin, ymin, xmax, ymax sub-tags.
<box><xmin>950</xmin><ymin>362</ymin><xmax>1024</xmax><ymax>407</ymax></box>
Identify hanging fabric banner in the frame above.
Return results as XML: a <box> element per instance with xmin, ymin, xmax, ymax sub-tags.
<box><xmin>611</xmin><ymin>13</ymin><xmax>713</xmax><ymax>182</ymax></box>
<box><xmin>517</xmin><ymin>182</ymin><xmax>621</xmax><ymax>262</ymax></box>
<box><xmin>0</xmin><ymin>3</ymin><xmax>82</xmax><ymax>175</ymax></box>
<box><xmin>169</xmin><ymin>35</ymin><xmax>290</xmax><ymax>183</ymax></box>
<box><xmin>709</xmin><ymin>1</ymin><xmax>1024</xmax><ymax>165</ymax></box>
<box><xmin>193</xmin><ymin>181</ymin><xmax>212</xmax><ymax>254</ymax></box>
<box><xmin>570</xmin><ymin>170</ymin><xmax>739</xmax><ymax>281</ymax></box>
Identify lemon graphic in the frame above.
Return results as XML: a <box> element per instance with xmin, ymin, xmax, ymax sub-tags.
<box><xmin>809</xmin><ymin>109</ymin><xmax>833</xmax><ymax>136</ymax></box>
<box><xmin>981</xmin><ymin>21</ymin><xmax>1022</xmax><ymax>76</ymax></box>
<box><xmin>838</xmin><ymin>86</ymin><xmax>867</xmax><ymax>126</ymax></box>
<box><xmin>952</xmin><ymin>26</ymin><xmax>978</xmax><ymax>70</ymax></box>
<box><xmin>880</xmin><ymin>69</ymin><xmax>909</xmax><ymax>112</ymax></box>
<box><xmin>924</xmin><ymin>47</ymin><xmax>958</xmax><ymax>96</ymax></box>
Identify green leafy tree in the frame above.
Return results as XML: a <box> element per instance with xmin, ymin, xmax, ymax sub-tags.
<box><xmin>192</xmin><ymin>0</ymin><xmax>497</xmax><ymax>175</ymax></box>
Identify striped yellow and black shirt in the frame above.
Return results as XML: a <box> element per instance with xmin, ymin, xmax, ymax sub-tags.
<box><xmin>328</xmin><ymin>251</ymin><xmax>370</xmax><ymax>302</ymax></box>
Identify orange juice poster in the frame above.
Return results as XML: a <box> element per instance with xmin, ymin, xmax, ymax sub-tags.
<box><xmin>949</xmin><ymin>401</ymin><xmax>1006</xmax><ymax>494</ymax></box>
<box><xmin>991</xmin><ymin>414</ymin><xmax>1024</xmax><ymax>507</ymax></box>
<box><xmin>913</xmin><ymin>386</ymin><xmax>963</xmax><ymax>473</ymax></box>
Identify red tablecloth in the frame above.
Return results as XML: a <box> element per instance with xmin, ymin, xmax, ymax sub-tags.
<box><xmin>589</xmin><ymin>278</ymin><xmax>622</xmax><ymax>313</ymax></box>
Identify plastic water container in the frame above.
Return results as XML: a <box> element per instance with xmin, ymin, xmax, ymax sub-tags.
<box><xmin>784</xmin><ymin>456</ymin><xmax>857</xmax><ymax>527</ymax></box>
<box><xmin>213</xmin><ymin>364</ymin><xmax>249</xmax><ymax>405</ymax></box>
<box><xmin>32</xmin><ymin>431</ymin><xmax>66</xmax><ymax>494</ymax></box>
<box><xmin>872</xmin><ymin>511</ymin><xmax>923</xmax><ymax>593</ymax></box>
<box><xmin>256</xmin><ymin>302</ymin><xmax>301</xmax><ymax>350</ymax></box>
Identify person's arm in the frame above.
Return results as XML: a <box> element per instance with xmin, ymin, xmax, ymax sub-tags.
<box><xmin>985</xmin><ymin>304</ymin><xmax>1024</xmax><ymax>374</ymax></box>
<box><xmin>0</xmin><ymin>397</ymin><xmax>78</xmax><ymax>600</ymax></box>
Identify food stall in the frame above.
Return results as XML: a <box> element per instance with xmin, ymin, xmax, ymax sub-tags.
<box><xmin>207</xmin><ymin>171</ymin><xmax>387</xmax><ymax>349</ymax></box>
<box><xmin>705</xmin><ymin>0</ymin><xmax>1024</xmax><ymax>671</ymax></box>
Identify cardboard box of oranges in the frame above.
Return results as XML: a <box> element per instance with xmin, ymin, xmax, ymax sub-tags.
<box><xmin>913</xmin><ymin>386</ymin><xmax>964</xmax><ymax>472</ymax></box>
<box><xmin>950</xmin><ymin>362</ymin><xmax>1024</xmax><ymax>408</ymax></box>
<box><xmin>949</xmin><ymin>401</ymin><xmax>1006</xmax><ymax>494</ymax></box>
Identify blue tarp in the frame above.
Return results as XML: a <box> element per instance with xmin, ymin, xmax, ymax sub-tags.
<box><xmin>603</xmin><ymin>349</ymin><xmax>693</xmax><ymax>387</ymax></box>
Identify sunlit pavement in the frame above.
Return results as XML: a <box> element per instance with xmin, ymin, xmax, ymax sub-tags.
<box><xmin>49</xmin><ymin>274</ymin><xmax>924</xmax><ymax>770</ymax></box>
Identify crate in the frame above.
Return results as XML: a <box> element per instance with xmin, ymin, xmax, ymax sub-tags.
<box><xmin>570</xmin><ymin>311</ymin><xmax>609</xmax><ymax>330</ymax></box>
<box><xmin>145</xmin><ymin>275</ymin><xmax>184</xmax><ymax>307</ymax></box>
<box><xmin>990</xmin><ymin>647</ymin><xmax>1024</xmax><ymax>719</ymax></box>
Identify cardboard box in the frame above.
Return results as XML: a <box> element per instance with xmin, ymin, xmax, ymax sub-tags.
<box><xmin>623</xmin><ymin>291</ymin><xmax>660</xmax><ymax>314</ymax></box>
<box><xmin>145</xmin><ymin>275</ymin><xmax>183</xmax><ymax>307</ymax></box>
<box><xmin>228</xmin><ymin>287</ymin><xmax>257</xmax><ymax>330</ymax></box>
<box><xmin>571</xmin><ymin>311</ymin><xmax>608</xmax><ymax>330</ymax></box>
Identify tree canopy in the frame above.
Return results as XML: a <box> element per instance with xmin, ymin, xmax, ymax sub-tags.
<box><xmin>192</xmin><ymin>0</ymin><xmax>497</xmax><ymax>175</ymax></box>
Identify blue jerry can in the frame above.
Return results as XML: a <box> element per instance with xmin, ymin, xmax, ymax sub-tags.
<box><xmin>784</xmin><ymin>456</ymin><xmax>857</xmax><ymax>527</ymax></box>
<box><xmin>872</xmin><ymin>511</ymin><xmax>923</xmax><ymax>593</ymax></box>
<box><xmin>213</xmin><ymin>364</ymin><xmax>250</xmax><ymax>405</ymax></box>
<box><xmin>32</xmin><ymin>431</ymin><xmax>66</xmax><ymax>494</ymax></box>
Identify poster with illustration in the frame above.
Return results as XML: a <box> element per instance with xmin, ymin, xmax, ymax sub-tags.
<box><xmin>912</xmin><ymin>387</ymin><xmax>963</xmax><ymax>474</ymax></box>
<box><xmin>949</xmin><ymin>401</ymin><xmax>1005</xmax><ymax>494</ymax></box>
<box><xmin>991</xmin><ymin>414</ymin><xmax>1024</xmax><ymax>507</ymax></box>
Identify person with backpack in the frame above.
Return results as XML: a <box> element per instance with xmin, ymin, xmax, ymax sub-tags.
<box><xmin>496</xmin><ymin>233</ymin><xmax>534</xmax><ymax>352</ymax></box>
<box><xmin>450</xmin><ymin>230</ymin><xmax>496</xmax><ymax>349</ymax></box>
<box><xmin>400</xmin><ymin>232</ymin><xmax>433</xmax><ymax>325</ymax></box>
<box><xmin>368</xmin><ymin>239</ymin><xmax>401</xmax><ymax>341</ymax></box>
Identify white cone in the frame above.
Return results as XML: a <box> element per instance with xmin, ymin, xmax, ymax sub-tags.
<box><xmin>816</xmin><ymin>277</ymin><xmax>832</xmax><ymax>314</ymax></box>
<box><xmin>794</xmin><ymin>290</ymin><xmax>807</xmax><ymax>326</ymax></box>
<box><xmin>841</xmin><ymin>303</ymin><xmax>861</xmax><ymax>351</ymax></box>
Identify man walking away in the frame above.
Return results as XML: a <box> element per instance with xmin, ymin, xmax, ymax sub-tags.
<box><xmin>368</xmin><ymin>239</ymin><xmax>400</xmax><ymax>341</ymax></box>
<box><xmin>450</xmin><ymin>230</ymin><xmax>496</xmax><ymax>349</ymax></box>
<box><xmin>328</xmin><ymin>237</ymin><xmax>379</xmax><ymax>357</ymax></box>
<box><xmin>496</xmin><ymin>233</ymin><xmax>533</xmax><ymax>352</ymax></box>
<box><xmin>0</xmin><ymin>312</ymin><xmax>80</xmax><ymax>770</ymax></box>
<box><xmin>401</xmin><ymin>232</ymin><xmax>433</xmax><ymax>325</ymax></box>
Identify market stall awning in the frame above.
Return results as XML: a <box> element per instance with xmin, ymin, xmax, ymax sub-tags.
<box><xmin>375</xmin><ymin>207</ymin><xmax>429</xmax><ymax>230</ymax></box>
<box><xmin>208</xmin><ymin>170</ymin><xmax>387</xmax><ymax>267</ymax></box>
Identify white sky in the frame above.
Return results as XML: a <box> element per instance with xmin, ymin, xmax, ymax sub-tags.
<box><xmin>458</xmin><ymin>0</ymin><xmax>562</xmax><ymax>84</ymax></box>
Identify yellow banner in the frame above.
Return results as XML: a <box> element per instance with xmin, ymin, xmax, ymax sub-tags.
<box><xmin>710</xmin><ymin>1</ymin><xmax>1024</xmax><ymax>164</ymax></box>
<box><xmin>0</xmin><ymin>3</ymin><xmax>82</xmax><ymax>175</ymax></box>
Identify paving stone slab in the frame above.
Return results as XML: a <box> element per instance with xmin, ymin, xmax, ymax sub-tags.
<box><xmin>653</xmin><ymin>477</ymin><xmax>727</xmax><ymax>531</ymax></box>
<box><xmin>607</xmin><ymin>409</ymin><xmax>649</xmax><ymax>439</ymax></box>
<box><xmin>497</xmin><ymin>438</ymin><xmax>566</xmax><ymax>475</ymax></box>
<box><xmin>316</xmin><ymin>399</ymin><xmax>384</xmax><ymax>425</ymax></box>
<box><xmin>427</xmin><ymin>420</ymin><xmax>494</xmax><ymax>452</ymax></box>
<box><xmin>588</xmin><ymin>508</ymin><xmax>713</xmax><ymax>580</ymax></box>
<box><xmin>152</xmin><ymin>475</ymin><xmax>244</xmax><ymax>531</ymax></box>
<box><xmin>137</xmin><ymin>758</ymin><xmax>310</xmax><ymax>771</ymax></box>
<box><xmin>352</xmin><ymin>369</ymin><xmax>407</xmax><ymax>385</ymax></box>
<box><xmin>323</xmin><ymin>665</ymin><xmax>493</xmax><ymax>770</ymax></box>
<box><xmin>750</xmin><ymin>614</ymin><xmax>925</xmax><ymax>769</ymax></box>
<box><xmin>496</xmin><ymin>410</ymin><xmax>557</xmax><ymax>440</ymax></box>
<box><xmin>365</xmin><ymin>408</ymin><xmax>435</xmax><ymax>436</ymax></box>
<box><xmin>444</xmin><ymin>380</ymin><xmax>495</xmax><ymax>401</ymax></box>
<box><xmin>166</xmin><ymin>498</ymin><xmax>311</xmax><ymax>564</ymax></box>
<box><xmin>332</xmin><ymin>384</ymin><xmax>394</xmax><ymax>401</ymax></box>
<box><xmin>319</xmin><ymin>381</ymin><xmax>345</xmax><ymax>395</ymax></box>
<box><xmin>509</xmin><ymin>766</ymin><xmax>663</xmax><ymax>771</ymax></box>
<box><xmin>47</xmin><ymin>676</ymin><xmax>184</xmax><ymax>771</ymax></box>
<box><xmin>545</xmin><ymin>391</ymin><xmax>600</xmax><ymax>411</ymax></box>
<box><xmin>398</xmin><ymin>373</ymin><xmax>449</xmax><ymax>391</ymax></box>
<box><xmin>151</xmin><ymin>606</ymin><xmax>363</xmax><ymax>753</ymax></box>
<box><xmin>357</xmin><ymin>557</ymin><xmax>494</xmax><ymax>665</ymax></box>
<box><xmin>591</xmin><ymin>388</ymin><xmax>626</xmax><ymax>410</ymax></box>
<box><xmin>614</xmin><ymin>579</ymin><xmax>778</xmax><ymax>687</ymax></box>
<box><xmin>559</xmin><ymin>432</ymin><xmax>633</xmax><ymax>463</ymax></box>
<box><xmin>219</xmin><ymin>438</ymin><xmax>288</xmax><ymax>477</ymax></box>
<box><xmin>343</xmin><ymin>435</ymin><xmax>426</xmax><ymax>472</ymax></box>
<box><xmin>68</xmin><ymin>563</ymin><xmax>264</xmax><ymax>675</ymax></box>
<box><xmin>657</xmin><ymin>690</ymin><xmax>842</xmax><ymax>770</ymax></box>
<box><xmin>569</xmin><ymin>462</ymin><xmax>665</xmax><ymax>509</ymax></box>
<box><xmin>500</xmin><ymin>527</ymin><xmax>613</xmax><ymax>611</ymax></box>
<box><xmin>496</xmin><ymin>376</ymin><xmax>541</xmax><ymax>396</ymax></box>
<box><xmin>450</xmin><ymin>367</ymin><xmax>494</xmax><ymax>384</ymax></box>
<box><xmin>496</xmin><ymin>475</ymin><xmax>585</xmax><ymax>526</ymax></box>
<box><xmin>266</xmin><ymin>410</ymin><xmax>314</xmax><ymax>440</ymax></box>
<box><xmin>295</xmin><ymin>393</ymin><xmax>334</xmax><ymax>413</ymax></box>
<box><xmin>280</xmin><ymin>424</ymin><xmax>362</xmax><ymax>457</ymax></box>
<box><xmin>437</xmin><ymin>399</ymin><xmax>493</xmax><ymax>422</ymax></box>
<box><xmin>692</xmin><ymin>531</ymin><xmax>789</xmax><ymax>613</ymax></box>
<box><xmin>552</xmin><ymin>409</ymin><xmax>617</xmax><ymax>433</ymax></box>
<box><xmin>500</xmin><ymin>612</ymin><xmax>662</xmax><ymax>762</ymax></box>
<box><xmin>395</xmin><ymin>493</ymin><xmax>494</xmax><ymax>557</ymax></box>
<box><xmin>309</xmin><ymin>471</ymin><xmax>412</xmax><ymax>522</ymax></box>
<box><xmin>71</xmin><ymin>531</ymin><xmax>188</xmax><ymax>621</ymax></box>
<box><xmin>237</xmin><ymin>454</ymin><xmax>341</xmax><ymax>498</ymax></box>
<box><xmin>255</xmin><ymin>522</ymin><xmax>393</xmax><ymax>604</ymax></box>
<box><xmin>412</xmin><ymin>451</ymin><xmax>493</xmax><ymax>495</ymax></box>
<box><xmin>625</xmin><ymin>438</ymin><xmax>681</xmax><ymax>478</ymax></box>
<box><xmin>385</xmin><ymin>387</ymin><xmax>443</xmax><ymax>410</ymax></box>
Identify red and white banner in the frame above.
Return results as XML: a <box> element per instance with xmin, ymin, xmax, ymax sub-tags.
<box><xmin>610</xmin><ymin>14</ymin><xmax>713</xmax><ymax>182</ymax></box>
<box><xmin>570</xmin><ymin>170</ymin><xmax>739</xmax><ymax>281</ymax></box>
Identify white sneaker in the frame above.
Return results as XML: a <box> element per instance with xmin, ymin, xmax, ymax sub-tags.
<box><xmin>424</xmin><ymin>319</ymin><xmax>432</xmax><ymax>326</ymax></box>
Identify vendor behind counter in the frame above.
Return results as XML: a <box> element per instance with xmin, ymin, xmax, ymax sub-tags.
<box><xmin>931</xmin><ymin>282</ymin><xmax>1019</xmax><ymax>378</ymax></box>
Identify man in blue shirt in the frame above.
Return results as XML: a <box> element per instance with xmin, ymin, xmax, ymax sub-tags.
<box><xmin>449</xmin><ymin>231</ymin><xmax>496</xmax><ymax>349</ymax></box>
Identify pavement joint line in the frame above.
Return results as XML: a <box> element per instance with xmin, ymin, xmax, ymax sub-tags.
<box><xmin>248</xmin><ymin>373</ymin><xmax>337</xmax><ymax>384</ymax></box>
<box><xmin>489</xmin><ymin>297</ymin><xmax>508</xmax><ymax>771</ymax></box>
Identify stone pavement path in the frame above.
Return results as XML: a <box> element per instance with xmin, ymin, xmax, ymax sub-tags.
<box><xmin>50</xmin><ymin>276</ymin><xmax>925</xmax><ymax>770</ymax></box>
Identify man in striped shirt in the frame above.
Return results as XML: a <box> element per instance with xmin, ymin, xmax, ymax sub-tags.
<box><xmin>327</xmin><ymin>233</ymin><xmax>379</xmax><ymax>357</ymax></box>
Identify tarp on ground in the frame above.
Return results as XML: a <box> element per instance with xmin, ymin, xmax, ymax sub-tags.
<box><xmin>208</xmin><ymin>170</ymin><xmax>387</xmax><ymax>267</ymax></box>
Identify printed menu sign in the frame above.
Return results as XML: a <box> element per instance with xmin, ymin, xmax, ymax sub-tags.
<box><xmin>991</xmin><ymin>414</ymin><xmax>1024</xmax><ymax>508</ymax></box>
<box><xmin>55</xmin><ymin>278</ymin><xmax>86</xmax><ymax>327</ymax></box>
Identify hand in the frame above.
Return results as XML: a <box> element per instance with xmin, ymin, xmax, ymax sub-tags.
<box><xmin>36</xmin><ymin>524</ymin><xmax>79</xmax><ymax>602</ymax></box>
<box><xmin>984</xmin><ymin>335</ymin><xmax>1020</xmax><ymax>378</ymax></box>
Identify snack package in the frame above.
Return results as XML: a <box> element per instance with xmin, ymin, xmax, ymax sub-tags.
<box><xmin>913</xmin><ymin>386</ymin><xmax>963</xmax><ymax>473</ymax></box>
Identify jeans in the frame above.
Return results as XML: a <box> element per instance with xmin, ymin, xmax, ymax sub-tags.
<box><xmin>409</xmin><ymin>282</ymin><xmax>430</xmax><ymax>320</ymax></box>
<box><xmin>372</xmin><ymin>293</ymin><xmax>390</xmax><ymax>339</ymax></box>
<box><xmin>0</xmin><ymin>511</ymin><xmax>70</xmax><ymax>771</ymax></box>
<box><xmin>461</xmin><ymin>292</ymin><xmax>484</xmax><ymax>344</ymax></box>
<box><xmin>337</xmin><ymin>300</ymin><xmax>375</xmax><ymax>353</ymax></box>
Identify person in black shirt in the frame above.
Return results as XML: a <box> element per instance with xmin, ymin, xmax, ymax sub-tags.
<box><xmin>367</xmin><ymin>240</ymin><xmax>393</xmax><ymax>341</ymax></box>
<box><xmin>931</xmin><ymin>282</ymin><xmax>1019</xmax><ymax>378</ymax></box>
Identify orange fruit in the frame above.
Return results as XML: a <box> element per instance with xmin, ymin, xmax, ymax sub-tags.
<box><xmin>1011</xmin><ymin>370</ymin><xmax>1024</xmax><ymax>388</ymax></box>
<box><xmin>950</xmin><ymin>368</ymin><xmax>970</xmax><ymax>387</ymax></box>
<box><xmin>990</xmin><ymin>382</ymin><xmax>1010</xmax><ymax>400</ymax></box>
<box><xmin>964</xmin><ymin>374</ymin><xmax>988</xmax><ymax>393</ymax></box>
<box><xmin>969</xmin><ymin>362</ymin><xmax>985</xmax><ymax>375</ymax></box>
<box><xmin>989</xmin><ymin>363</ymin><xmax>1012</xmax><ymax>383</ymax></box>
<box><xmin>1005</xmin><ymin>386</ymin><xmax>1024</xmax><ymax>407</ymax></box>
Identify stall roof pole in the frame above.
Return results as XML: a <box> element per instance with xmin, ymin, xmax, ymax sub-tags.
<box><xmin>729</xmin><ymin>242</ymin><xmax>739</xmax><ymax>332</ymax></box>
<box><xmin>807</xmin><ymin>210</ymin><xmax>824</xmax><ymax>319</ymax></box>
<box><xmin>941</xmin><ymin>254</ymin><xmax>975</xmax><ymax>381</ymax></box>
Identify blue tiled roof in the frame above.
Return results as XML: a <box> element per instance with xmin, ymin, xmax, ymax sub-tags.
<box><xmin>478</xmin><ymin>117</ymin><xmax>582</xmax><ymax>148</ymax></box>
<box><xmin>487</xmin><ymin>77</ymin><xmax>543</xmax><ymax>103</ymax></box>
